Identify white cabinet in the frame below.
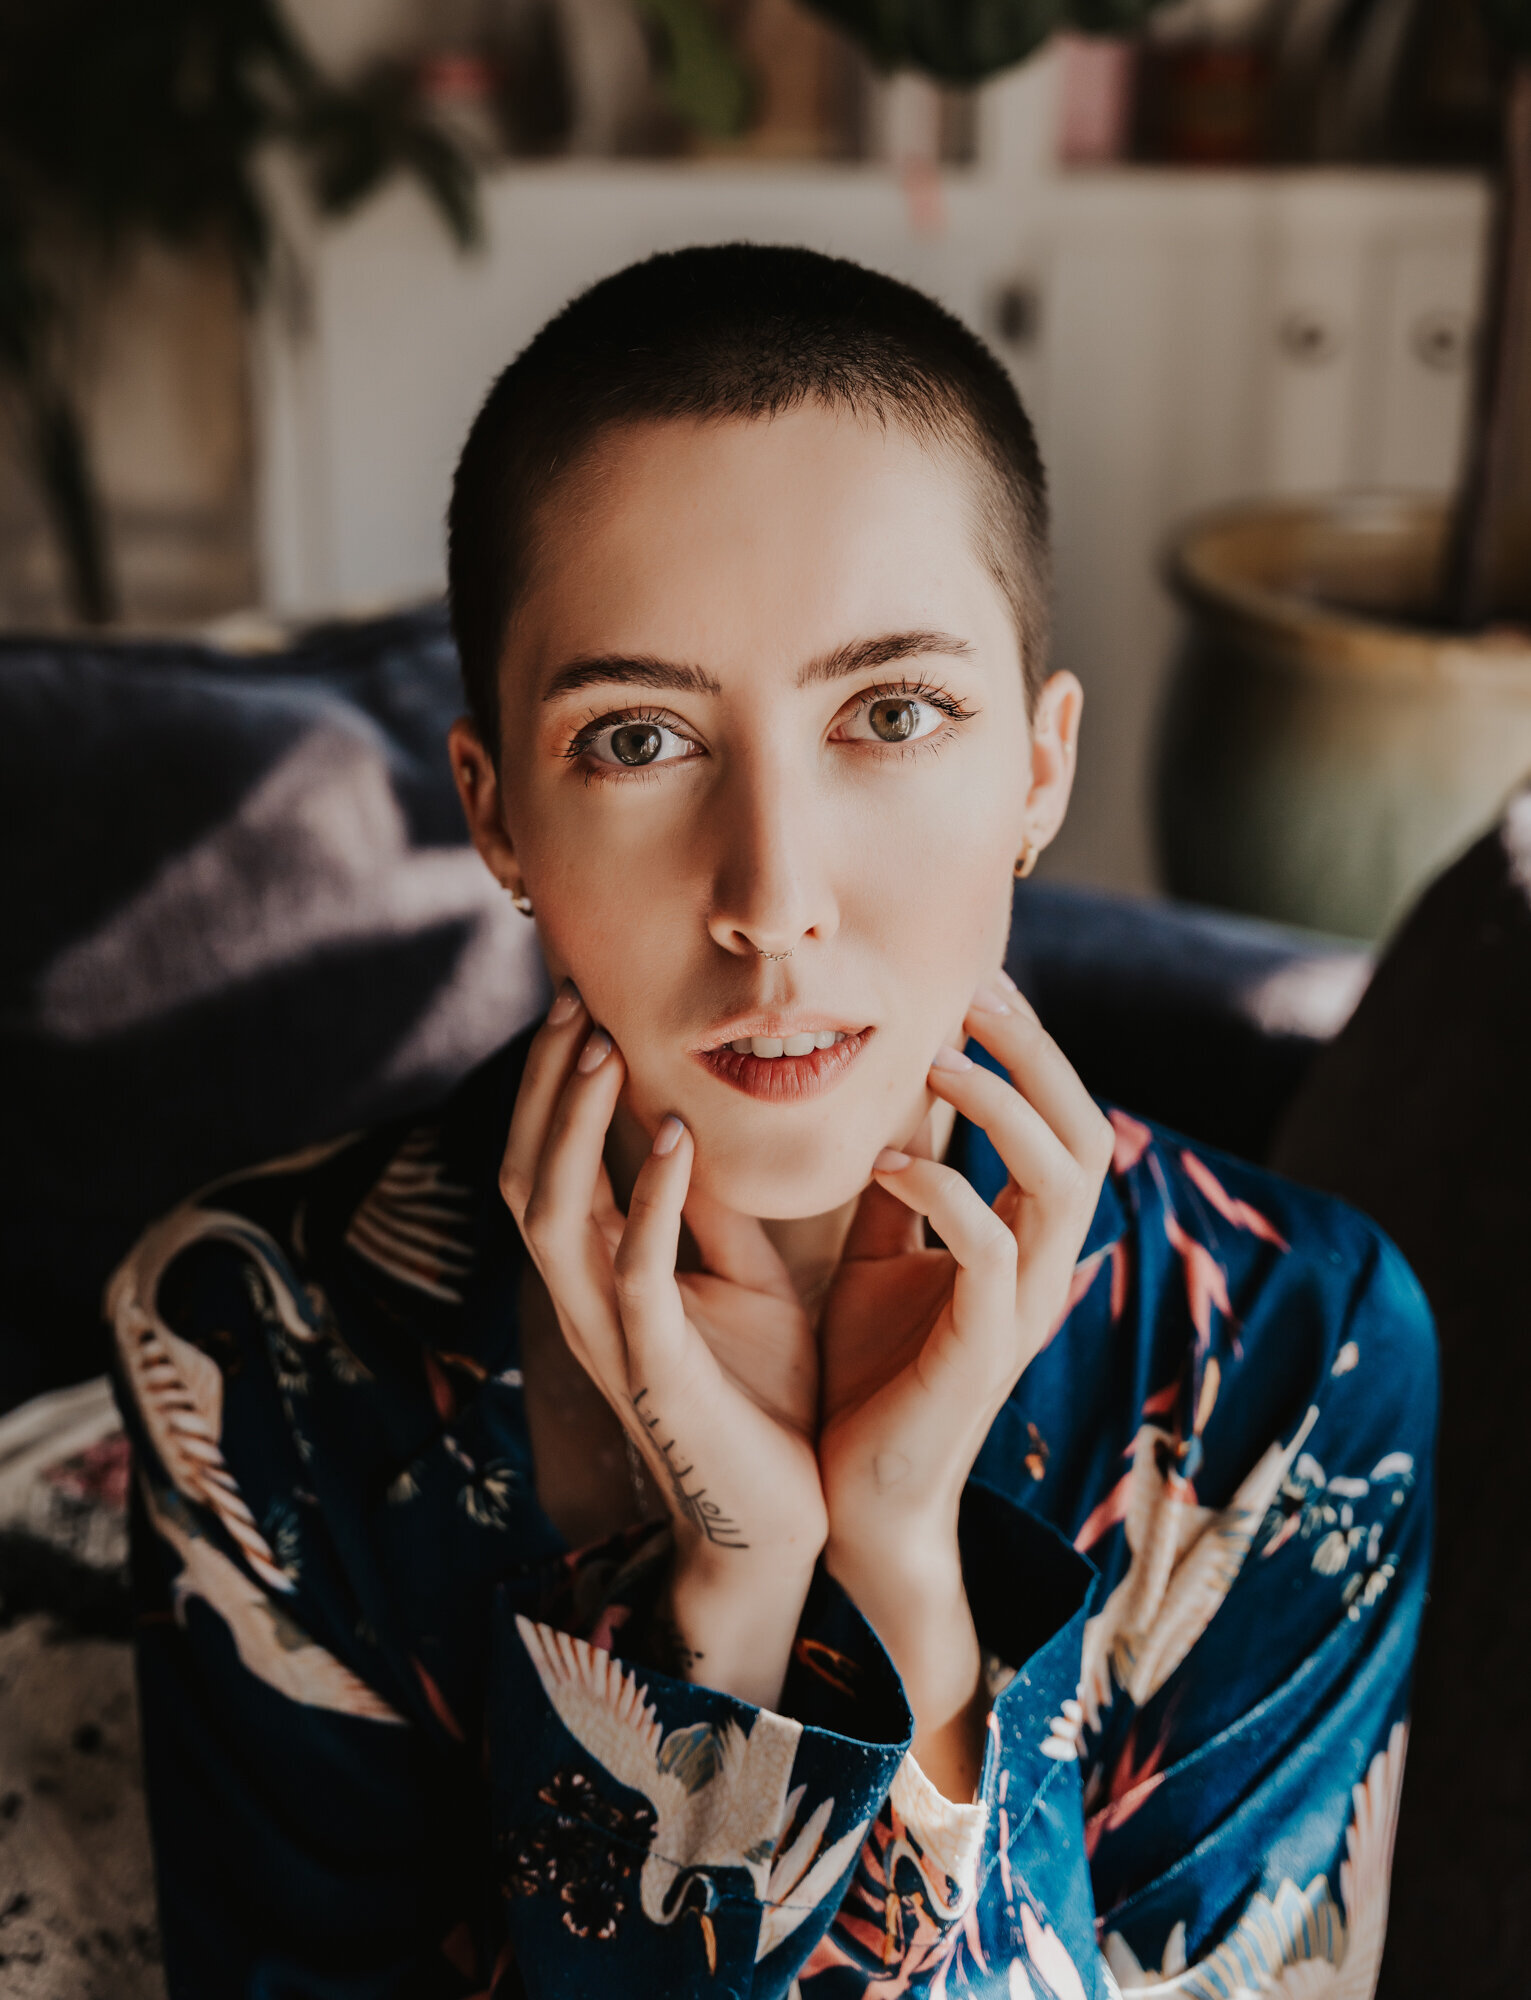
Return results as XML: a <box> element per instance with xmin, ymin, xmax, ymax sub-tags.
<box><xmin>252</xmin><ymin>62</ymin><xmax>1488</xmax><ymax>893</ymax></box>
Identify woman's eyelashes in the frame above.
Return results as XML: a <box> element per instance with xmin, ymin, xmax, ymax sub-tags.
<box><xmin>564</xmin><ymin>707</ymin><xmax>700</xmax><ymax>775</ymax></box>
<box><xmin>560</xmin><ymin>678</ymin><xmax>976</xmax><ymax>778</ymax></box>
<box><xmin>833</xmin><ymin>680</ymin><xmax>974</xmax><ymax>749</ymax></box>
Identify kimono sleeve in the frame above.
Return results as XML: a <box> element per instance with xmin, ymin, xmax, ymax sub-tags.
<box><xmin>486</xmin><ymin>1510</ymin><xmax>1100</xmax><ymax>1999</ymax></box>
<box><xmin>488</xmin><ymin>1561</ymin><xmax>916</xmax><ymax>1998</ymax></box>
<box><xmin>784</xmin><ymin>1228</ymin><xmax>1433</xmax><ymax>1998</ymax></box>
<box><xmin>110</xmin><ymin>1219</ymin><xmax>498</xmax><ymax>1999</ymax></box>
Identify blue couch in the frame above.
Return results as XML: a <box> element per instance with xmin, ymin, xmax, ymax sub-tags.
<box><xmin>0</xmin><ymin>602</ymin><xmax>1369</xmax><ymax>1418</ymax></box>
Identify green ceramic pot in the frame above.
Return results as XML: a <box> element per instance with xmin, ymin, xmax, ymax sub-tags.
<box><xmin>1156</xmin><ymin>493</ymin><xmax>1531</xmax><ymax>941</ymax></box>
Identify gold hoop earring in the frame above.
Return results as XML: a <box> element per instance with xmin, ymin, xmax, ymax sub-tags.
<box><xmin>509</xmin><ymin>887</ymin><xmax>534</xmax><ymax>917</ymax></box>
<box><xmin>1013</xmin><ymin>841</ymin><xmax>1039</xmax><ymax>881</ymax></box>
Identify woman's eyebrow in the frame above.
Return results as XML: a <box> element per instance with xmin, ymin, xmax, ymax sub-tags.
<box><xmin>795</xmin><ymin>630</ymin><xmax>975</xmax><ymax>686</ymax></box>
<box><xmin>541</xmin><ymin>656</ymin><xmax>724</xmax><ymax>702</ymax></box>
<box><xmin>539</xmin><ymin>630</ymin><xmax>973</xmax><ymax>704</ymax></box>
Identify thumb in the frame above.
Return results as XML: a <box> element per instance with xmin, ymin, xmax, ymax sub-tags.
<box><xmin>839</xmin><ymin>1174</ymin><xmax>924</xmax><ymax>1263</ymax></box>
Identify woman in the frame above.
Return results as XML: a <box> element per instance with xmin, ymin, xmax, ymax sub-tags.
<box><xmin>111</xmin><ymin>246</ymin><xmax>1435</xmax><ymax>1998</ymax></box>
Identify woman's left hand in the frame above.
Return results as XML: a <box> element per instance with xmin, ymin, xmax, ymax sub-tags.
<box><xmin>817</xmin><ymin>974</ymin><xmax>1114</xmax><ymax>1794</ymax></box>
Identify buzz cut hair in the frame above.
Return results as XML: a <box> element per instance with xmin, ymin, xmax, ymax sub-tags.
<box><xmin>447</xmin><ymin>243</ymin><xmax>1050</xmax><ymax>749</ymax></box>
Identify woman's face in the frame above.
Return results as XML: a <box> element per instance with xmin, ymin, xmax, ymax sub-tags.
<box><xmin>453</xmin><ymin>405</ymin><xmax>1080</xmax><ymax>1219</ymax></box>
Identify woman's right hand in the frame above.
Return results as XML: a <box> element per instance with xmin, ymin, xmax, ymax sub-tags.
<box><xmin>498</xmin><ymin>983</ymin><xmax>827</xmax><ymax>1708</ymax></box>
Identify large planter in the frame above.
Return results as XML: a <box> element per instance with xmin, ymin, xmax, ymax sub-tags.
<box><xmin>1156</xmin><ymin>494</ymin><xmax>1531</xmax><ymax>940</ymax></box>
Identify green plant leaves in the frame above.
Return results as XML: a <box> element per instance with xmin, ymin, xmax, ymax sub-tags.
<box><xmin>798</xmin><ymin>0</ymin><xmax>1170</xmax><ymax>82</ymax></box>
<box><xmin>639</xmin><ymin>0</ymin><xmax>754</xmax><ymax>137</ymax></box>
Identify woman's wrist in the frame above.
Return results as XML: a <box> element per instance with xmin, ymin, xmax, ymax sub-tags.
<box><xmin>825</xmin><ymin>1528</ymin><xmax>988</xmax><ymax>1801</ymax></box>
<box><xmin>659</xmin><ymin>1548</ymin><xmax>818</xmax><ymax>1711</ymax></box>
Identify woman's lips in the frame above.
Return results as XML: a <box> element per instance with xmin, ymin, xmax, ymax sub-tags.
<box><xmin>694</xmin><ymin>1028</ymin><xmax>872</xmax><ymax>1101</ymax></box>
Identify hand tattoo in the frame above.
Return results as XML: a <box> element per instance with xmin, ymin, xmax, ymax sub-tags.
<box><xmin>629</xmin><ymin>1389</ymin><xmax>749</xmax><ymax>1550</ymax></box>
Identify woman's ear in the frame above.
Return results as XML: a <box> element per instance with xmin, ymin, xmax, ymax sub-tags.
<box><xmin>448</xmin><ymin>716</ymin><xmax>524</xmax><ymax>895</ymax></box>
<box><xmin>1020</xmin><ymin>671</ymin><xmax>1083</xmax><ymax>854</ymax></box>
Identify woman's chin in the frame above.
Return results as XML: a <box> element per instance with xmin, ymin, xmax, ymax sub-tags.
<box><xmin>691</xmin><ymin>1158</ymin><xmax>869</xmax><ymax>1221</ymax></box>
<box><xmin>682</xmin><ymin>1114</ymin><xmax>909</xmax><ymax>1221</ymax></box>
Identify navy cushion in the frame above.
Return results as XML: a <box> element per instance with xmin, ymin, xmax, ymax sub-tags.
<box><xmin>1009</xmin><ymin>880</ymin><xmax>1369</xmax><ymax>1164</ymax></box>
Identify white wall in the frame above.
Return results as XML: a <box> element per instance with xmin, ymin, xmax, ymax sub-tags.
<box><xmin>252</xmin><ymin>56</ymin><xmax>1488</xmax><ymax>892</ymax></box>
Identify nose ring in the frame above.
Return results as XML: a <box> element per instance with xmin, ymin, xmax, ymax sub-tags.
<box><xmin>756</xmin><ymin>948</ymin><xmax>794</xmax><ymax>961</ymax></box>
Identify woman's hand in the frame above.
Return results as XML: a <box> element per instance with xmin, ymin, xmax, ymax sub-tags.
<box><xmin>817</xmin><ymin>974</ymin><xmax>1114</xmax><ymax>1796</ymax></box>
<box><xmin>499</xmin><ymin>984</ymin><xmax>827</xmax><ymax>1708</ymax></box>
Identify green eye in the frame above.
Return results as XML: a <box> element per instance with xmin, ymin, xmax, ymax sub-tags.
<box><xmin>611</xmin><ymin>723</ymin><xmax>663</xmax><ymax>766</ymax></box>
<box><xmin>868</xmin><ymin>699</ymin><xmax>918</xmax><ymax>742</ymax></box>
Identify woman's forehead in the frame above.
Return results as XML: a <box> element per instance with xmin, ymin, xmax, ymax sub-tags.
<box><xmin>504</xmin><ymin>407</ymin><xmax>1008</xmax><ymax>700</ymax></box>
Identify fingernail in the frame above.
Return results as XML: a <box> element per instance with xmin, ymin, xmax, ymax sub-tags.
<box><xmin>874</xmin><ymin>1147</ymin><xmax>912</xmax><ymax>1172</ymax></box>
<box><xmin>930</xmin><ymin>1043</ymin><xmax>973</xmax><ymax>1072</ymax></box>
<box><xmin>652</xmin><ymin>1115</ymin><xmax>685</xmax><ymax>1157</ymax></box>
<box><xmin>996</xmin><ymin>965</ymin><xmax>1020</xmax><ymax>994</ymax></box>
<box><xmin>968</xmin><ymin>982</ymin><xmax>1011</xmax><ymax>1014</ymax></box>
<box><xmin>577</xmin><ymin>1028</ymin><xmax>613</xmax><ymax>1074</ymax></box>
<box><xmin>547</xmin><ymin>980</ymin><xmax>582</xmax><ymax>1028</ymax></box>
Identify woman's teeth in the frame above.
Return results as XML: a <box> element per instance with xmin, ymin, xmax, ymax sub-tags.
<box><xmin>729</xmin><ymin>1031</ymin><xmax>847</xmax><ymax>1058</ymax></box>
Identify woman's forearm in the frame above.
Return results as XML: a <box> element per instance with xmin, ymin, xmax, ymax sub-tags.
<box><xmin>826</xmin><ymin>1534</ymin><xmax>988</xmax><ymax>1802</ymax></box>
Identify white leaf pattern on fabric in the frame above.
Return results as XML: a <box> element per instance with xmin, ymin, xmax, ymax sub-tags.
<box><xmin>344</xmin><ymin>1127</ymin><xmax>475</xmax><ymax>1304</ymax></box>
<box><xmin>757</xmin><ymin>1799</ymin><xmax>875</xmax><ymax>1963</ymax></box>
<box><xmin>887</xmin><ymin>1752</ymin><xmax>989</xmax><ymax>1923</ymax></box>
<box><xmin>140</xmin><ymin>1476</ymin><xmax>405</xmax><ymax>1724</ymax></box>
<box><xmin>516</xmin><ymin>1614</ymin><xmax>862</xmax><ymax>1942</ymax></box>
<box><xmin>107</xmin><ymin>1201</ymin><xmax>343</xmax><ymax>1595</ymax></box>
<box><xmin>1103</xmin><ymin>1721</ymin><xmax>1407</xmax><ymax>1998</ymax></box>
<box><xmin>1080</xmin><ymin>1407</ymin><xmax>1320</xmax><ymax>1731</ymax></box>
<box><xmin>1020</xmin><ymin>1904</ymin><xmax>1089</xmax><ymax>2000</ymax></box>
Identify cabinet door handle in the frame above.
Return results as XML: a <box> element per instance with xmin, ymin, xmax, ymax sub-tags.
<box><xmin>1411</xmin><ymin>309</ymin><xmax>1472</xmax><ymax>373</ymax></box>
<box><xmin>1277</xmin><ymin>309</ymin><xmax>1344</xmax><ymax>365</ymax></box>
<box><xmin>992</xmin><ymin>279</ymin><xmax>1042</xmax><ymax>351</ymax></box>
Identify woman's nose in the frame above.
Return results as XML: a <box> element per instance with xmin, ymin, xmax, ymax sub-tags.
<box><xmin>704</xmin><ymin>765</ymin><xmax>838</xmax><ymax>959</ymax></box>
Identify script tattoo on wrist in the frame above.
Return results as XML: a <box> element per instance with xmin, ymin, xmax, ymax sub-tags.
<box><xmin>629</xmin><ymin>1388</ymin><xmax>749</xmax><ymax>1550</ymax></box>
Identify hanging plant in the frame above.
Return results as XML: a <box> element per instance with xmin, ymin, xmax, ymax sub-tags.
<box><xmin>798</xmin><ymin>0</ymin><xmax>1170</xmax><ymax>85</ymax></box>
<box><xmin>0</xmin><ymin>0</ymin><xmax>480</xmax><ymax>625</ymax></box>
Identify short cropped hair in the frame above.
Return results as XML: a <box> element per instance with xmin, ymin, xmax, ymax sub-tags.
<box><xmin>447</xmin><ymin>243</ymin><xmax>1050</xmax><ymax>749</ymax></box>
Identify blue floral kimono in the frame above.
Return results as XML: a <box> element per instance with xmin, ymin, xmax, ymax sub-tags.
<box><xmin>108</xmin><ymin>1028</ymin><xmax>1436</xmax><ymax>2000</ymax></box>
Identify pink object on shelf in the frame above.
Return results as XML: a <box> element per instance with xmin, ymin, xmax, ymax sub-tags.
<box><xmin>1057</xmin><ymin>33</ymin><xmax>1137</xmax><ymax>165</ymax></box>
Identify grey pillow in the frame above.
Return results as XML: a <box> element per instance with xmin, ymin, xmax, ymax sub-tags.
<box><xmin>0</xmin><ymin>606</ymin><xmax>547</xmax><ymax>1415</ymax></box>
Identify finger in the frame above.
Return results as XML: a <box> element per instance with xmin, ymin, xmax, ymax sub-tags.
<box><xmin>839</xmin><ymin>1175</ymin><xmax>924</xmax><ymax>1263</ymax></box>
<box><xmin>963</xmin><ymin>979</ymin><xmax>1114</xmax><ymax>1174</ymax></box>
<box><xmin>499</xmin><ymin>980</ymin><xmax>589</xmax><ymax>1224</ymax></box>
<box><xmin>841</xmin><ymin>1095</ymin><xmax>945</xmax><ymax>1262</ymax></box>
<box><xmin>612</xmin><ymin>1117</ymin><xmax>700</xmax><ymax>1392</ymax></box>
<box><xmin>868</xmin><ymin>1152</ymin><xmax>1019</xmax><ymax>1374</ymax></box>
<box><xmin>924</xmin><ymin>1046</ymin><xmax>1097</xmax><ymax>1211</ymax></box>
<box><xmin>522</xmin><ymin>1028</ymin><xmax>625</xmax><ymax>1251</ymax></box>
<box><xmin>518</xmin><ymin>1031</ymin><xmax>629</xmax><ymax>1360</ymax></box>
<box><xmin>682</xmin><ymin>1183</ymin><xmax>797</xmax><ymax>1301</ymax></box>
<box><xmin>592</xmin><ymin>1162</ymin><xmax>624</xmax><ymax>1256</ymax></box>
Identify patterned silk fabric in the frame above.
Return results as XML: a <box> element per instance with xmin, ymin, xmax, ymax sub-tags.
<box><xmin>109</xmin><ymin>1029</ymin><xmax>1436</xmax><ymax>1999</ymax></box>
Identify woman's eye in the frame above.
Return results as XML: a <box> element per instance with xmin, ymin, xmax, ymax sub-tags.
<box><xmin>842</xmin><ymin>695</ymin><xmax>947</xmax><ymax>745</ymax></box>
<box><xmin>580</xmin><ymin>717</ymin><xmax>694</xmax><ymax>769</ymax></box>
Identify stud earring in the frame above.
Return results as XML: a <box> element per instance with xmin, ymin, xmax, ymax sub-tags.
<box><xmin>1013</xmin><ymin>840</ymin><xmax>1039</xmax><ymax>881</ymax></box>
<box><xmin>508</xmin><ymin>887</ymin><xmax>534</xmax><ymax>917</ymax></box>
